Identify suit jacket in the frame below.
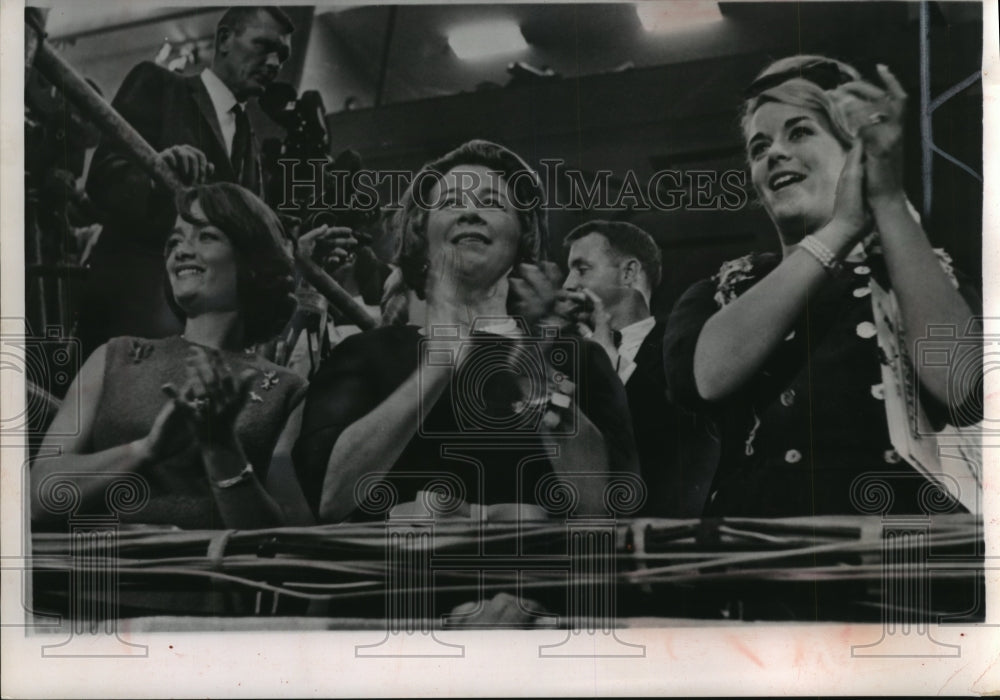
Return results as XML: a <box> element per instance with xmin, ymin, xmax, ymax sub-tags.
<box><xmin>625</xmin><ymin>319</ymin><xmax>719</xmax><ymax>517</ymax></box>
<box><xmin>80</xmin><ymin>62</ymin><xmax>262</xmax><ymax>352</ymax></box>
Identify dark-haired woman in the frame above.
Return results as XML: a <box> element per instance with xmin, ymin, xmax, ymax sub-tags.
<box><xmin>664</xmin><ymin>56</ymin><xmax>981</xmax><ymax>516</ymax></box>
<box><xmin>32</xmin><ymin>183</ymin><xmax>307</xmax><ymax>530</ymax></box>
<box><xmin>294</xmin><ymin>140</ymin><xmax>638</xmax><ymax>523</ymax></box>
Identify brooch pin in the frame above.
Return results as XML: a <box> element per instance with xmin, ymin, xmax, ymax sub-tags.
<box><xmin>128</xmin><ymin>340</ymin><xmax>153</xmax><ymax>364</ymax></box>
<box><xmin>260</xmin><ymin>370</ymin><xmax>279</xmax><ymax>391</ymax></box>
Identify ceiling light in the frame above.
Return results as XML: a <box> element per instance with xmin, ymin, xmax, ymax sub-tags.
<box><xmin>447</xmin><ymin>20</ymin><xmax>528</xmax><ymax>61</ymax></box>
<box><xmin>635</xmin><ymin>1</ymin><xmax>723</xmax><ymax>33</ymax></box>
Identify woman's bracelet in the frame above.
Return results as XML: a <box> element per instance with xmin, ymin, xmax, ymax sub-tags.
<box><xmin>212</xmin><ymin>463</ymin><xmax>255</xmax><ymax>489</ymax></box>
<box><xmin>798</xmin><ymin>234</ymin><xmax>842</xmax><ymax>273</ymax></box>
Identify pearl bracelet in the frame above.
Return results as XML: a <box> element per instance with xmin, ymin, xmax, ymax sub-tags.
<box><xmin>798</xmin><ymin>234</ymin><xmax>841</xmax><ymax>272</ymax></box>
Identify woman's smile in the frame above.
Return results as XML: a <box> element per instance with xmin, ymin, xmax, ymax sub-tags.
<box><xmin>173</xmin><ymin>264</ymin><xmax>206</xmax><ymax>278</ymax></box>
<box><xmin>450</xmin><ymin>229</ymin><xmax>492</xmax><ymax>246</ymax></box>
<box><xmin>768</xmin><ymin>170</ymin><xmax>807</xmax><ymax>192</ymax></box>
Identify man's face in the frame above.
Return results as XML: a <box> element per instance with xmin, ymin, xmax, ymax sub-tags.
<box><xmin>562</xmin><ymin>232</ymin><xmax>627</xmax><ymax>306</ymax></box>
<box><xmin>215</xmin><ymin>10</ymin><xmax>291</xmax><ymax>100</ymax></box>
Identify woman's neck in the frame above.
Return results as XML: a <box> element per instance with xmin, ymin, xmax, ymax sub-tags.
<box><xmin>424</xmin><ymin>279</ymin><xmax>510</xmax><ymax>332</ymax></box>
<box><xmin>182</xmin><ymin>311</ymin><xmax>246</xmax><ymax>351</ymax></box>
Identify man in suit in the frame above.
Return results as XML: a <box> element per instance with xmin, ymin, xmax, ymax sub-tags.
<box><xmin>80</xmin><ymin>7</ymin><xmax>294</xmax><ymax>353</ymax></box>
<box><xmin>562</xmin><ymin>220</ymin><xmax>716</xmax><ymax>517</ymax></box>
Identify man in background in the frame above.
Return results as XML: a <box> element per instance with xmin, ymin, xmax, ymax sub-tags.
<box><xmin>80</xmin><ymin>6</ymin><xmax>294</xmax><ymax>353</ymax></box>
<box><xmin>562</xmin><ymin>220</ymin><xmax>716</xmax><ymax>517</ymax></box>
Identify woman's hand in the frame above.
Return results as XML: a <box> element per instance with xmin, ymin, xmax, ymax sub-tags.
<box><xmin>166</xmin><ymin>346</ymin><xmax>256</xmax><ymax>445</ymax></box>
<box><xmin>449</xmin><ymin>592</ymin><xmax>550</xmax><ymax>628</ymax></box>
<box><xmin>296</xmin><ymin>224</ymin><xmax>358</xmax><ymax>272</ymax></box>
<box><xmin>831</xmin><ymin>64</ymin><xmax>907</xmax><ymax>202</ymax></box>
<box><xmin>818</xmin><ymin>139</ymin><xmax>873</xmax><ymax>254</ymax></box>
<box><xmin>164</xmin><ymin>348</ymin><xmax>287</xmax><ymax>529</ymax></box>
<box><xmin>509</xmin><ymin>262</ymin><xmax>572</xmax><ymax>332</ymax></box>
<box><xmin>136</xmin><ymin>391</ymin><xmax>193</xmax><ymax>464</ymax></box>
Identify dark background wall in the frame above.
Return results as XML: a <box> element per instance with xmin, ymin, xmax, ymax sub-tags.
<box><xmin>321</xmin><ymin>2</ymin><xmax>983</xmax><ymax>317</ymax></box>
<box><xmin>48</xmin><ymin>1</ymin><xmax>984</xmax><ymax>319</ymax></box>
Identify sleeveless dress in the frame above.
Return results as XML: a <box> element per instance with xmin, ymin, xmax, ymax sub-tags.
<box><xmin>89</xmin><ymin>335</ymin><xmax>307</xmax><ymax>529</ymax></box>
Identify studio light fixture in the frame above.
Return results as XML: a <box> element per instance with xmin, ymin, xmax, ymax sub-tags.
<box><xmin>447</xmin><ymin>20</ymin><xmax>529</xmax><ymax>61</ymax></box>
<box><xmin>635</xmin><ymin>1</ymin><xmax>723</xmax><ymax>33</ymax></box>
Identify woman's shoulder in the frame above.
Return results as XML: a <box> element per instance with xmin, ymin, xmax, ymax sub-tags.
<box><xmin>711</xmin><ymin>251</ymin><xmax>780</xmax><ymax>307</ymax></box>
<box><xmin>102</xmin><ymin>335</ymin><xmax>182</xmax><ymax>365</ymax></box>
<box><xmin>310</xmin><ymin>324</ymin><xmax>422</xmax><ymax>384</ymax></box>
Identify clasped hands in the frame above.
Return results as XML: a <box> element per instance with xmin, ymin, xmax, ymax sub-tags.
<box><xmin>826</xmin><ymin>64</ymin><xmax>909</xmax><ymax>249</ymax></box>
<box><xmin>140</xmin><ymin>346</ymin><xmax>256</xmax><ymax>463</ymax></box>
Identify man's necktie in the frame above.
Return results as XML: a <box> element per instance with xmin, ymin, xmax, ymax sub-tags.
<box><xmin>230</xmin><ymin>104</ymin><xmax>256</xmax><ymax>191</ymax></box>
<box><xmin>612</xmin><ymin>330</ymin><xmax>624</xmax><ymax>375</ymax></box>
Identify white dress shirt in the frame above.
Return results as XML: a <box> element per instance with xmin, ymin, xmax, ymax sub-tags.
<box><xmin>613</xmin><ymin>316</ymin><xmax>657</xmax><ymax>384</ymax></box>
<box><xmin>199</xmin><ymin>68</ymin><xmax>243</xmax><ymax>156</ymax></box>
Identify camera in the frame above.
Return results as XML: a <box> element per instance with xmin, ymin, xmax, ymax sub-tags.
<box><xmin>0</xmin><ymin>321</ymin><xmax>81</xmax><ymax>442</ymax></box>
<box><xmin>261</xmin><ymin>83</ymin><xmax>380</xmax><ymax>232</ymax></box>
<box><xmin>914</xmin><ymin>319</ymin><xmax>992</xmax><ymax>436</ymax></box>
<box><xmin>260</xmin><ymin>82</ymin><xmax>329</xmax><ymax>161</ymax></box>
<box><xmin>418</xmin><ymin>319</ymin><xmax>579</xmax><ymax>438</ymax></box>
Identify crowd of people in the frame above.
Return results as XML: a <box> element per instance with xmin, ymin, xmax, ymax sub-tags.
<box><xmin>31</xmin><ymin>7</ymin><xmax>982</xmax><ymax>540</ymax></box>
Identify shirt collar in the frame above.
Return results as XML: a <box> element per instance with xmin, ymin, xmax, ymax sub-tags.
<box><xmin>200</xmin><ymin>68</ymin><xmax>241</xmax><ymax>117</ymax></box>
<box><xmin>474</xmin><ymin>317</ymin><xmax>521</xmax><ymax>338</ymax></box>
<box><xmin>415</xmin><ymin>317</ymin><xmax>522</xmax><ymax>339</ymax></box>
<box><xmin>616</xmin><ymin>316</ymin><xmax>656</xmax><ymax>346</ymax></box>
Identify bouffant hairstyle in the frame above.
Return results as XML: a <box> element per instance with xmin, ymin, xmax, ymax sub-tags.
<box><xmin>393</xmin><ymin>139</ymin><xmax>548</xmax><ymax>299</ymax></box>
<box><xmin>165</xmin><ymin>183</ymin><xmax>296</xmax><ymax>345</ymax></box>
<box><xmin>740</xmin><ymin>55</ymin><xmax>861</xmax><ymax>152</ymax></box>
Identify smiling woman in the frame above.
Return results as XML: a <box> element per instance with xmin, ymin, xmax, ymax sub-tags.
<box><xmin>746</xmin><ymin>102</ymin><xmax>850</xmax><ymax>239</ymax></box>
<box><xmin>663</xmin><ymin>55</ymin><xmax>982</xmax><ymax>517</ymax></box>
<box><xmin>30</xmin><ymin>183</ymin><xmax>307</xmax><ymax>531</ymax></box>
<box><xmin>293</xmin><ymin>140</ymin><xmax>638</xmax><ymax>525</ymax></box>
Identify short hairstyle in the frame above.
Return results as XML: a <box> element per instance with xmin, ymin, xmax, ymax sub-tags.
<box><xmin>564</xmin><ymin>220</ymin><xmax>662</xmax><ymax>292</ymax></box>
<box><xmin>740</xmin><ymin>55</ymin><xmax>860</xmax><ymax>152</ymax></box>
<box><xmin>215</xmin><ymin>6</ymin><xmax>294</xmax><ymax>47</ymax></box>
<box><xmin>393</xmin><ymin>139</ymin><xmax>548</xmax><ymax>299</ymax></box>
<box><xmin>165</xmin><ymin>183</ymin><xmax>296</xmax><ymax>345</ymax></box>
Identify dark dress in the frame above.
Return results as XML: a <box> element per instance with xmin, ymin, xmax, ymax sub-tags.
<box><xmin>293</xmin><ymin>325</ymin><xmax>638</xmax><ymax>520</ymax></box>
<box><xmin>88</xmin><ymin>335</ymin><xmax>307</xmax><ymax>529</ymax></box>
<box><xmin>663</xmin><ymin>251</ymin><xmax>978</xmax><ymax>517</ymax></box>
